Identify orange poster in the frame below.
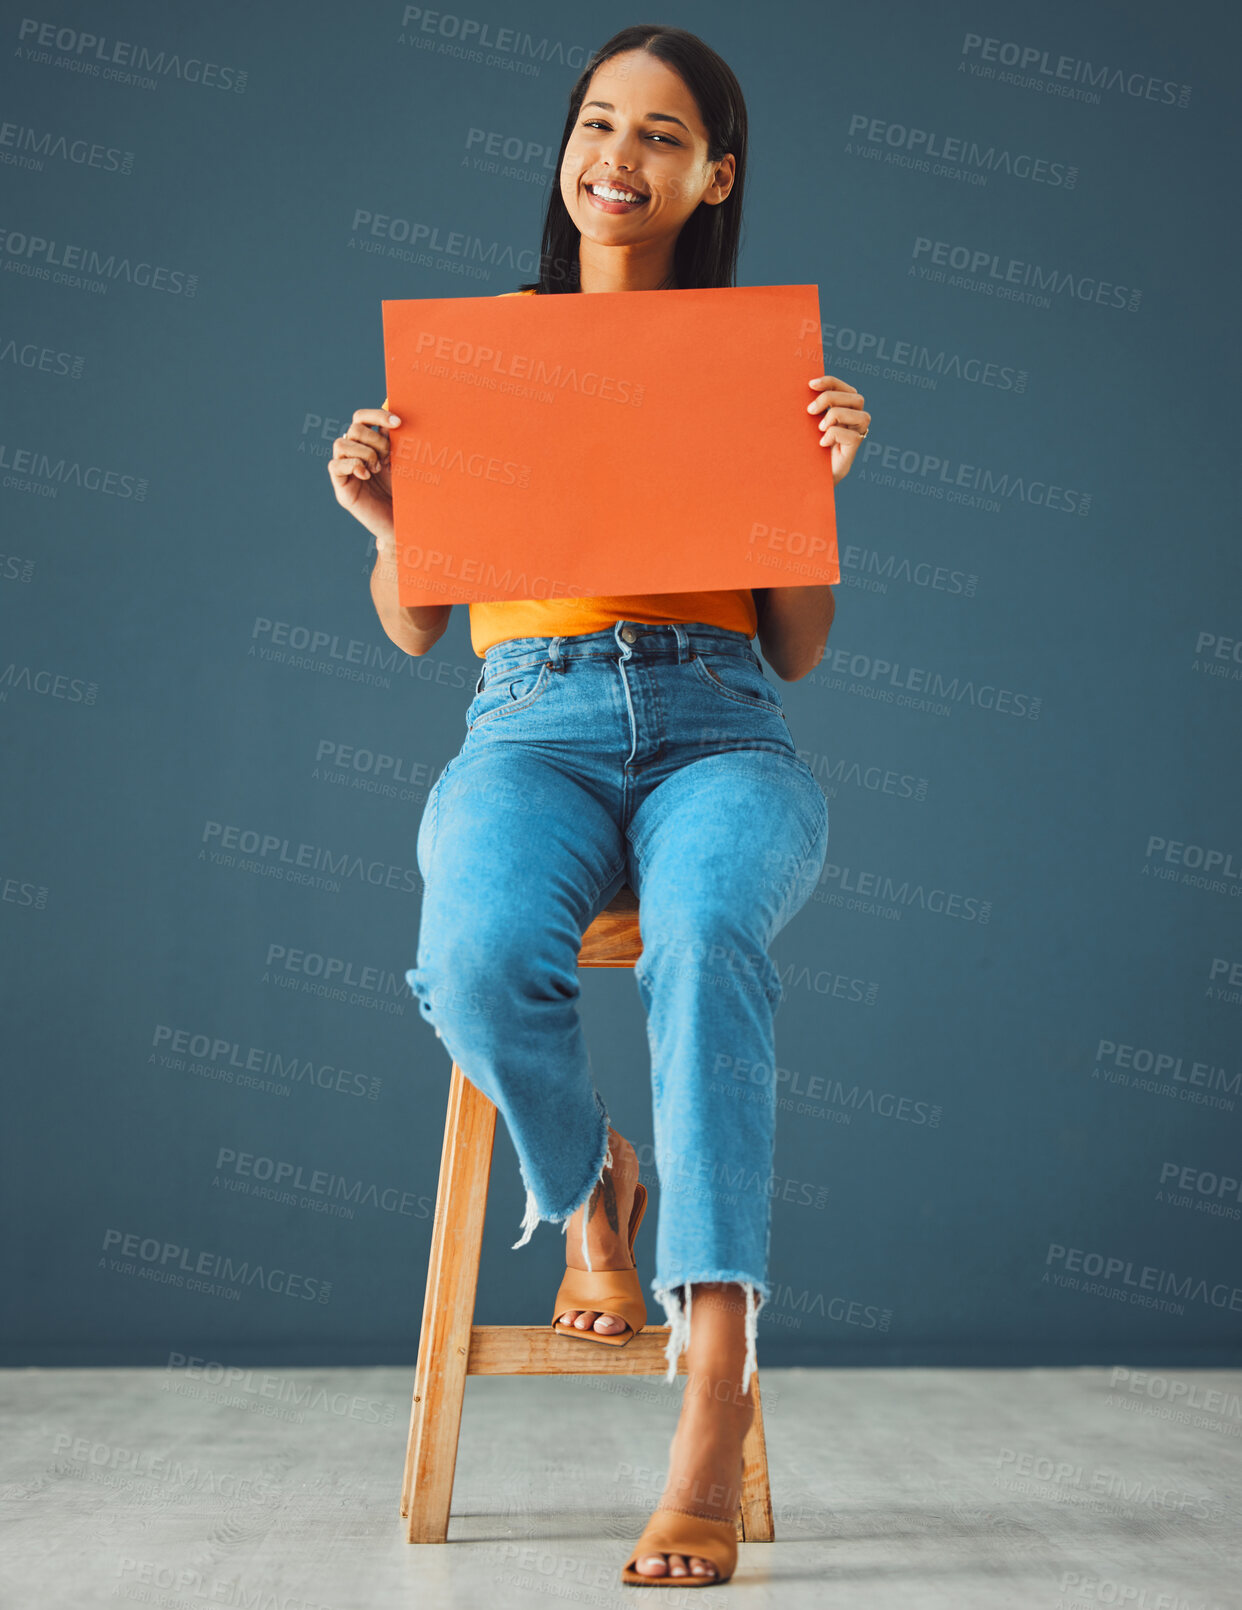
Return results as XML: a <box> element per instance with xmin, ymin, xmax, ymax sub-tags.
<box><xmin>381</xmin><ymin>283</ymin><xmax>837</xmax><ymax>608</ymax></box>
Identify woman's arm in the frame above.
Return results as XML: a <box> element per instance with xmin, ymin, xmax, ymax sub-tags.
<box><xmin>750</xmin><ymin>368</ymin><xmax>864</xmax><ymax>677</ymax></box>
<box><xmin>753</xmin><ymin>585</ymin><xmax>835</xmax><ymax>681</ymax></box>
<box><xmin>369</xmin><ymin>536</ymin><xmax>453</xmax><ymax>656</ymax></box>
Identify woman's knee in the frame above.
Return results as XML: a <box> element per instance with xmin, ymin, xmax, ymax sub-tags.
<box><xmin>411</xmin><ymin>922</ymin><xmax>578</xmax><ymax>1040</ymax></box>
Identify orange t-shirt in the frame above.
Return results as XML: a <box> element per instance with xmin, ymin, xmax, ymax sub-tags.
<box><xmin>383</xmin><ymin>288</ymin><xmax>758</xmax><ymax>657</ymax></box>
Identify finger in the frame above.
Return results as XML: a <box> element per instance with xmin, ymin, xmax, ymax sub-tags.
<box><xmin>327</xmin><ymin>449</ymin><xmax>367</xmax><ymax>480</ymax></box>
<box><xmin>808</xmin><ymin>388</ymin><xmax>864</xmax><ymax>415</ymax></box>
<box><xmin>352</xmin><ymin>407</ymin><xmax>402</xmax><ymax>431</ymax></box>
<box><xmin>333</xmin><ymin>436</ymin><xmax>381</xmax><ymax>474</ymax></box>
<box><xmin>817</xmin><ymin>407</ymin><xmax>869</xmax><ymax>432</ymax></box>
<box><xmin>340</xmin><ymin>421</ymin><xmax>388</xmax><ymax>459</ymax></box>
<box><xmin>820</xmin><ymin>425</ymin><xmax>865</xmax><ymax>447</ymax></box>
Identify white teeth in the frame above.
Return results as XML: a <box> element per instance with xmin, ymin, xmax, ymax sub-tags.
<box><xmin>590</xmin><ymin>183</ymin><xmax>644</xmax><ymax>203</ymax></box>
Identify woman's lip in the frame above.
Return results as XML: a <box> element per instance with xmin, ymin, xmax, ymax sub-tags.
<box><xmin>584</xmin><ymin>184</ymin><xmax>648</xmax><ymax>213</ymax></box>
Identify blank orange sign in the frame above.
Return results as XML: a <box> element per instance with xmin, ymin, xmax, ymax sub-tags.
<box><xmin>381</xmin><ymin>283</ymin><xmax>837</xmax><ymax>607</ymax></box>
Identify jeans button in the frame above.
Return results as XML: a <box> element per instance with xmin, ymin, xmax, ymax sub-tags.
<box><xmin>620</xmin><ymin>626</ymin><xmax>637</xmax><ymax>644</ymax></box>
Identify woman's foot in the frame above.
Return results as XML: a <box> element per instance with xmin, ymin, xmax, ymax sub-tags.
<box><xmin>556</xmin><ymin>1127</ymin><xmax>641</xmax><ymax>1337</ymax></box>
<box><xmin>630</xmin><ymin>1283</ymin><xmax>755</xmax><ymax>1581</ymax></box>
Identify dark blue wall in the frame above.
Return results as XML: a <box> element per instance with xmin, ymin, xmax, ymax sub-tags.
<box><xmin>3</xmin><ymin>0</ymin><xmax>1239</xmax><ymax>1367</ymax></box>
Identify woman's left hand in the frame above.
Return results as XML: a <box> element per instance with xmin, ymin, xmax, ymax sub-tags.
<box><xmin>807</xmin><ymin>375</ymin><xmax>871</xmax><ymax>486</ymax></box>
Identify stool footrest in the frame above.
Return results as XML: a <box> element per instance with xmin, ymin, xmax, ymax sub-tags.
<box><xmin>467</xmin><ymin>1323</ymin><xmax>682</xmax><ymax>1376</ymax></box>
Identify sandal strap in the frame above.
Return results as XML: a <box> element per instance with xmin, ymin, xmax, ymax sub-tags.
<box><xmin>551</xmin><ymin>1265</ymin><xmax>646</xmax><ymax>1333</ymax></box>
<box><xmin>622</xmin><ymin>1508</ymin><xmax>738</xmax><ymax>1579</ymax></box>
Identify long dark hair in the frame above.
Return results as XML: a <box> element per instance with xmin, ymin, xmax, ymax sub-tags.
<box><xmin>517</xmin><ymin>23</ymin><xmax>747</xmax><ymax>295</ymax></box>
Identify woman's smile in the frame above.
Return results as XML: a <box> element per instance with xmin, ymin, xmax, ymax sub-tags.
<box><xmin>584</xmin><ymin>180</ymin><xmax>650</xmax><ymax>214</ymax></box>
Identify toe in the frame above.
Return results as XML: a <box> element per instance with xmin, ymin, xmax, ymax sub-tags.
<box><xmin>594</xmin><ymin>1313</ymin><xmax>626</xmax><ymax>1333</ymax></box>
<box><xmin>666</xmin><ymin>1553</ymin><xmax>688</xmax><ymax>1577</ymax></box>
<box><xmin>574</xmin><ymin>1310</ymin><xmax>599</xmax><ymax>1329</ymax></box>
<box><xmin>690</xmin><ymin>1556</ymin><xmax>717</xmax><ymax>1576</ymax></box>
<box><xmin>635</xmin><ymin>1554</ymin><xmax>667</xmax><ymax>1576</ymax></box>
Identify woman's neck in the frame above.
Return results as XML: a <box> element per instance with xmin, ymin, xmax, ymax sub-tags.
<box><xmin>576</xmin><ymin>244</ymin><xmax>678</xmax><ymax>294</ymax></box>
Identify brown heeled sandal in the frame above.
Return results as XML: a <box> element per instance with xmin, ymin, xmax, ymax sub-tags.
<box><xmin>551</xmin><ymin>1181</ymin><xmax>648</xmax><ymax>1347</ymax></box>
<box><xmin>620</xmin><ymin>1508</ymin><xmax>739</xmax><ymax>1587</ymax></box>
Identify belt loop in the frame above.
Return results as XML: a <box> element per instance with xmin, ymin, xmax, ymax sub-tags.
<box><xmin>671</xmin><ymin>621</ymin><xmax>691</xmax><ymax>663</ymax></box>
<box><xmin>547</xmin><ymin>634</ymin><xmax>563</xmax><ymax>672</ymax></box>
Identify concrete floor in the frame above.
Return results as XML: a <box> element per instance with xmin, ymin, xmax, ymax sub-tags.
<box><xmin>2</xmin><ymin>1365</ymin><xmax>1239</xmax><ymax>1608</ymax></box>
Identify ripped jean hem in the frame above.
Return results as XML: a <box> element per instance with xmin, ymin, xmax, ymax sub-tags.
<box><xmin>510</xmin><ymin>1087</ymin><xmax>613</xmax><ymax>1271</ymax></box>
<box><xmin>651</xmin><ymin>1275</ymin><xmax>768</xmax><ymax>1395</ymax></box>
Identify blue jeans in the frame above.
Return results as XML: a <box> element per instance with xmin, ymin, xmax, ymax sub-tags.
<box><xmin>405</xmin><ymin>619</ymin><xmax>829</xmax><ymax>1387</ymax></box>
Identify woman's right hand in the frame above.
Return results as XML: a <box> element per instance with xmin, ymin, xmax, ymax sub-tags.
<box><xmin>328</xmin><ymin>408</ymin><xmax>401</xmax><ymax>527</ymax></box>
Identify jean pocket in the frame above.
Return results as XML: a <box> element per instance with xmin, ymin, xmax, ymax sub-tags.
<box><xmin>690</xmin><ymin>652</ymin><xmax>785</xmax><ymax>714</ymax></box>
<box><xmin>465</xmin><ymin>660</ymin><xmax>553</xmax><ymax>731</ymax></box>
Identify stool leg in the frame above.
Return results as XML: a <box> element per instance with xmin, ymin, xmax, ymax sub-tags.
<box><xmin>735</xmin><ymin>1370</ymin><xmax>775</xmax><ymax>1543</ymax></box>
<box><xmin>401</xmin><ymin>1063</ymin><xmax>496</xmax><ymax>1542</ymax></box>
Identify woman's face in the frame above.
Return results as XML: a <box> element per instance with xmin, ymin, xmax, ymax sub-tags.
<box><xmin>559</xmin><ymin>50</ymin><xmax>734</xmax><ymax>258</ymax></box>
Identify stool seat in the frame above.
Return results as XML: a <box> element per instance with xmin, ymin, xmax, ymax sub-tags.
<box><xmin>578</xmin><ymin>880</ymin><xmax>641</xmax><ymax>967</ymax></box>
<box><xmin>400</xmin><ymin>883</ymin><xmax>775</xmax><ymax>1544</ymax></box>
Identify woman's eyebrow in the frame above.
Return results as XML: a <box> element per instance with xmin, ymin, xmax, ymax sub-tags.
<box><xmin>582</xmin><ymin>99</ymin><xmax>690</xmax><ymax>132</ymax></box>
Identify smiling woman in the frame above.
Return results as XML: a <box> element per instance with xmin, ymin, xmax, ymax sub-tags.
<box><xmin>523</xmin><ymin>27</ymin><xmax>745</xmax><ymax>297</ymax></box>
<box><xmin>332</xmin><ymin>20</ymin><xmax>869</xmax><ymax>1591</ymax></box>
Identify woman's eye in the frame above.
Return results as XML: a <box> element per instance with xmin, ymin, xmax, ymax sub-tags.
<box><xmin>582</xmin><ymin>119</ymin><xmax>676</xmax><ymax>144</ymax></box>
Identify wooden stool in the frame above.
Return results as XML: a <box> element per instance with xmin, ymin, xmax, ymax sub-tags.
<box><xmin>400</xmin><ymin>882</ymin><xmax>775</xmax><ymax>1544</ymax></box>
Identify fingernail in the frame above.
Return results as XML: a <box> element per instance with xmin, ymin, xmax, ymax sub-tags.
<box><xmin>388</xmin><ymin>414</ymin><xmax>401</xmax><ymax>425</ymax></box>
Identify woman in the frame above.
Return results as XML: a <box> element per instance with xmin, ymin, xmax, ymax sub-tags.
<box><xmin>329</xmin><ymin>23</ymin><xmax>870</xmax><ymax>1588</ymax></box>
